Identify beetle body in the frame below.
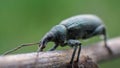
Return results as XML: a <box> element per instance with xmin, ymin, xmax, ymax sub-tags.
<box><xmin>40</xmin><ymin>14</ymin><xmax>105</xmax><ymax>49</ymax></box>
<box><xmin>39</xmin><ymin>14</ymin><xmax>113</xmax><ymax>65</ymax></box>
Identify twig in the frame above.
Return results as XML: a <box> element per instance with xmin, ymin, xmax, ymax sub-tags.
<box><xmin>0</xmin><ymin>37</ymin><xmax>120</xmax><ymax>68</ymax></box>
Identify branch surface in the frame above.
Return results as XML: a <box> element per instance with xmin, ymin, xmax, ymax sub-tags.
<box><xmin>0</xmin><ymin>37</ymin><xmax>120</xmax><ymax>68</ymax></box>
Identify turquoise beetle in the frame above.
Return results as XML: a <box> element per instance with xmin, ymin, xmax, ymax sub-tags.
<box><xmin>39</xmin><ymin>14</ymin><xmax>112</xmax><ymax>64</ymax></box>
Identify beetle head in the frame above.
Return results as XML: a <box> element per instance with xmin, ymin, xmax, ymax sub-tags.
<box><xmin>39</xmin><ymin>25</ymin><xmax>67</xmax><ymax>51</ymax></box>
<box><xmin>39</xmin><ymin>32</ymin><xmax>54</xmax><ymax>51</ymax></box>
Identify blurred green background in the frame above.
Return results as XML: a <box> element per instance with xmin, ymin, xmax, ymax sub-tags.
<box><xmin>0</xmin><ymin>0</ymin><xmax>120</xmax><ymax>68</ymax></box>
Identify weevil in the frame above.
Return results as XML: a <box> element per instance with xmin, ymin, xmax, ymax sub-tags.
<box><xmin>3</xmin><ymin>14</ymin><xmax>112</xmax><ymax>66</ymax></box>
<box><xmin>38</xmin><ymin>14</ymin><xmax>112</xmax><ymax>64</ymax></box>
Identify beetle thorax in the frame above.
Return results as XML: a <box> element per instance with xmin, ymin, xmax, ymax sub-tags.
<box><xmin>50</xmin><ymin>25</ymin><xmax>67</xmax><ymax>43</ymax></box>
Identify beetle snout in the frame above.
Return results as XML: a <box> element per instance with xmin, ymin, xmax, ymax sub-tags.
<box><xmin>39</xmin><ymin>33</ymin><xmax>54</xmax><ymax>51</ymax></box>
<box><xmin>39</xmin><ymin>40</ymin><xmax>46</xmax><ymax>51</ymax></box>
<box><xmin>39</xmin><ymin>38</ymin><xmax>48</xmax><ymax>51</ymax></box>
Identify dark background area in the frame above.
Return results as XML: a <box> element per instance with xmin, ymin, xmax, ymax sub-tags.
<box><xmin>0</xmin><ymin>0</ymin><xmax>120</xmax><ymax>68</ymax></box>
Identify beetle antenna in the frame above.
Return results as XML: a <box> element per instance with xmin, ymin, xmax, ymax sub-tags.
<box><xmin>2</xmin><ymin>42</ymin><xmax>40</xmax><ymax>55</ymax></box>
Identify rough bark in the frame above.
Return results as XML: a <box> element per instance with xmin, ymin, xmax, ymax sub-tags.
<box><xmin>0</xmin><ymin>37</ymin><xmax>120</xmax><ymax>68</ymax></box>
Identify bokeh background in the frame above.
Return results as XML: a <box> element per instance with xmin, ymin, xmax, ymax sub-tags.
<box><xmin>0</xmin><ymin>0</ymin><xmax>120</xmax><ymax>68</ymax></box>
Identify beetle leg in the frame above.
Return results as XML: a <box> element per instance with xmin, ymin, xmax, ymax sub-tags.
<box><xmin>87</xmin><ymin>25</ymin><xmax>112</xmax><ymax>54</ymax></box>
<box><xmin>76</xmin><ymin>44</ymin><xmax>81</xmax><ymax>62</ymax></box>
<box><xmin>84</xmin><ymin>25</ymin><xmax>105</xmax><ymax>38</ymax></box>
<box><xmin>70</xmin><ymin>45</ymin><xmax>78</xmax><ymax>64</ymax></box>
<box><xmin>67</xmin><ymin>40</ymin><xmax>81</xmax><ymax>64</ymax></box>
<box><xmin>49</xmin><ymin>43</ymin><xmax>59</xmax><ymax>51</ymax></box>
<box><xmin>102</xmin><ymin>27</ymin><xmax>113</xmax><ymax>54</ymax></box>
